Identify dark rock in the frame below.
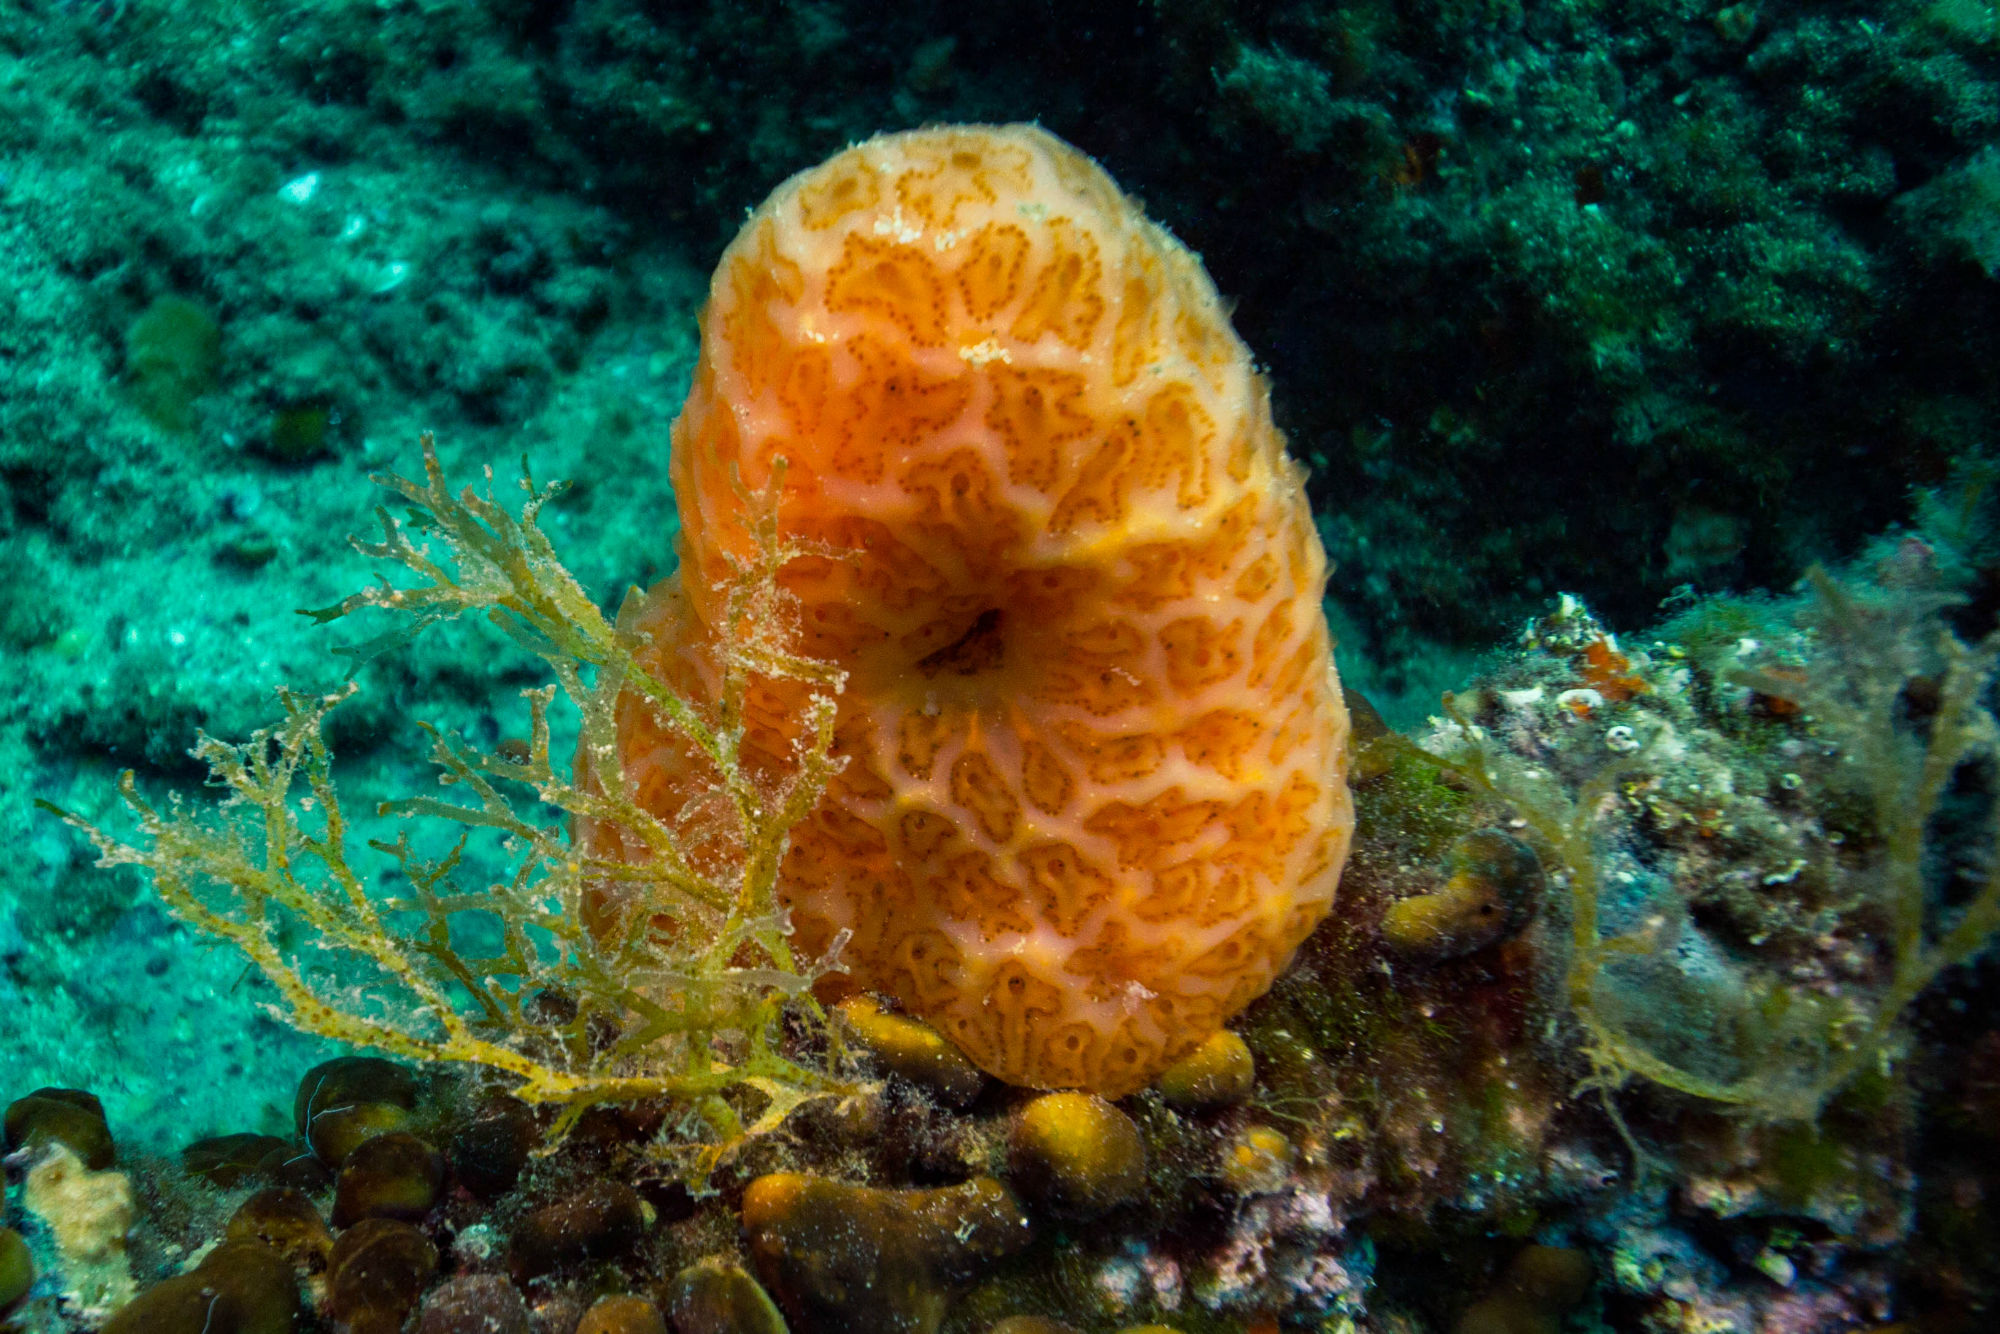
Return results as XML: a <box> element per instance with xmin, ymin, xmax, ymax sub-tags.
<box><xmin>530</xmin><ymin>1293</ymin><xmax>589</xmax><ymax>1334</ymax></box>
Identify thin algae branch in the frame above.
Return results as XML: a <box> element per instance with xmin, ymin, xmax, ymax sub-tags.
<box><xmin>50</xmin><ymin>437</ymin><xmax>863</xmax><ymax>1172</ymax></box>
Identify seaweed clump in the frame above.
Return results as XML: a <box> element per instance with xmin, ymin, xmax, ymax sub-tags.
<box><xmin>49</xmin><ymin>436</ymin><xmax>860</xmax><ymax>1176</ymax></box>
<box><xmin>1417</xmin><ymin>552</ymin><xmax>2000</xmax><ymax>1123</ymax></box>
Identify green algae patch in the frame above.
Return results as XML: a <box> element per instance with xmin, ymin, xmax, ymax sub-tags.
<box><xmin>267</xmin><ymin>401</ymin><xmax>333</xmax><ymax>462</ymax></box>
<box><xmin>126</xmin><ymin>295</ymin><xmax>221</xmax><ymax>431</ymax></box>
<box><xmin>0</xmin><ymin>1227</ymin><xmax>32</xmax><ymax>1315</ymax></box>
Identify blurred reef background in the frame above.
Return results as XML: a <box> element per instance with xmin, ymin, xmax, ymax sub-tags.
<box><xmin>3</xmin><ymin>2</ymin><xmax>1999</xmax><ymax>1333</ymax></box>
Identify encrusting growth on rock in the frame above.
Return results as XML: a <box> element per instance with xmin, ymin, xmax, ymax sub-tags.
<box><xmin>1380</xmin><ymin>827</ymin><xmax>1543</xmax><ymax>962</ymax></box>
<box><xmin>1153</xmin><ymin>1027</ymin><xmax>1257</xmax><ymax>1108</ymax></box>
<box><xmin>18</xmin><ymin>1141</ymin><xmax>137</xmax><ymax>1318</ymax></box>
<box><xmin>606</xmin><ymin>123</ymin><xmax>1354</xmax><ymax>1095</ymax></box>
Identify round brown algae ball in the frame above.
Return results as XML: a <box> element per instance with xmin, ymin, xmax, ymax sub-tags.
<box><xmin>1007</xmin><ymin>1092</ymin><xmax>1146</xmax><ymax>1218</ymax></box>
<box><xmin>1505</xmin><ymin>1245</ymin><xmax>1592</xmax><ymax>1306</ymax></box>
<box><xmin>988</xmin><ymin>1320</ymin><xmax>1083</xmax><ymax>1334</ymax></box>
<box><xmin>1382</xmin><ymin>829</ymin><xmax>1544</xmax><ymax>962</ymax></box>
<box><xmin>101</xmin><ymin>1239</ymin><xmax>300</xmax><ymax>1334</ymax></box>
<box><xmin>1456</xmin><ymin>1294</ymin><xmax>1557</xmax><ymax>1334</ymax></box>
<box><xmin>327</xmin><ymin>1217</ymin><xmax>440</xmax><ymax>1334</ymax></box>
<box><xmin>742</xmin><ymin>1172</ymin><xmax>1032</xmax><ymax>1334</ymax></box>
<box><xmin>508</xmin><ymin>1178</ymin><xmax>649</xmax><ymax>1283</ymax></box>
<box><xmin>183</xmin><ymin>1133</ymin><xmax>330</xmax><ymax>1194</ymax></box>
<box><xmin>1455</xmin><ymin>1245</ymin><xmax>1594</xmax><ymax>1334</ymax></box>
<box><xmin>1152</xmin><ymin>1028</ymin><xmax>1256</xmax><ymax>1109</ymax></box>
<box><xmin>0</xmin><ymin>1226</ymin><xmax>33</xmax><ymax>1314</ymax></box>
<box><xmin>577</xmin><ymin>1293</ymin><xmax>672</xmax><ymax>1334</ymax></box>
<box><xmin>666</xmin><ymin>1258</ymin><xmax>785</xmax><ymax>1334</ymax></box>
<box><xmin>414</xmin><ymin>1274</ymin><xmax>533</xmax><ymax>1334</ymax></box>
<box><xmin>447</xmin><ymin>1097</ymin><xmax>541</xmax><ymax>1199</ymax></box>
<box><xmin>295</xmin><ymin>1056</ymin><xmax>421</xmax><ymax>1166</ymax></box>
<box><xmin>226</xmin><ymin>1188</ymin><xmax>334</xmax><ymax>1274</ymax></box>
<box><xmin>838</xmin><ymin>994</ymin><xmax>988</xmax><ymax>1107</ymax></box>
<box><xmin>99</xmin><ymin>1279</ymin><xmax>225</xmax><ymax>1334</ymax></box>
<box><xmin>185</xmin><ymin>1133</ymin><xmax>287</xmax><ymax>1188</ymax></box>
<box><xmin>331</xmin><ymin>1132</ymin><xmax>445</xmax><ymax>1228</ymax></box>
<box><xmin>4</xmin><ymin>1087</ymin><xmax>114</xmax><ymax>1169</ymax></box>
<box><xmin>528</xmin><ymin>1294</ymin><xmax>591</xmax><ymax>1333</ymax></box>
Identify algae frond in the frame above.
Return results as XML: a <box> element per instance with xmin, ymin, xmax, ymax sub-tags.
<box><xmin>50</xmin><ymin>436</ymin><xmax>860</xmax><ymax>1165</ymax></box>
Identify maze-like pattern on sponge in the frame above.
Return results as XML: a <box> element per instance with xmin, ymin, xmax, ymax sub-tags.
<box><xmin>614</xmin><ymin>124</ymin><xmax>1354</xmax><ymax>1096</ymax></box>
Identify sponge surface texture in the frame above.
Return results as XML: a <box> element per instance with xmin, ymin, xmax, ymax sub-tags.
<box><xmin>621</xmin><ymin>124</ymin><xmax>1353</xmax><ymax>1094</ymax></box>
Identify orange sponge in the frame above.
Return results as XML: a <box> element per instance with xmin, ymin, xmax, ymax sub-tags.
<box><xmin>616</xmin><ymin>124</ymin><xmax>1353</xmax><ymax>1095</ymax></box>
